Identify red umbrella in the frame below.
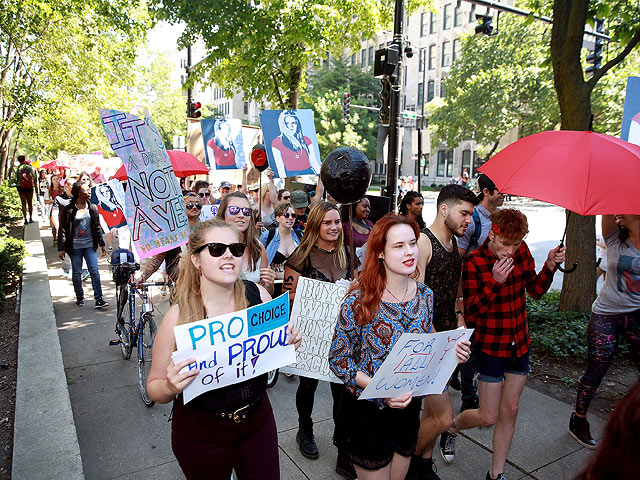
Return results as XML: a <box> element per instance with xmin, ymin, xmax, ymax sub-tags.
<box><xmin>478</xmin><ymin>130</ymin><xmax>640</xmax><ymax>216</ymax></box>
<box><xmin>113</xmin><ymin>150</ymin><xmax>208</xmax><ymax>180</ymax></box>
<box><xmin>40</xmin><ymin>159</ymin><xmax>69</xmax><ymax>170</ymax></box>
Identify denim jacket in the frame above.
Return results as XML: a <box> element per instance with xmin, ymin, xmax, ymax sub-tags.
<box><xmin>259</xmin><ymin>228</ymin><xmax>301</xmax><ymax>265</ymax></box>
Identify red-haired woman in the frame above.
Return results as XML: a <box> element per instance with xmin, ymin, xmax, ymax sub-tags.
<box><xmin>329</xmin><ymin>214</ymin><xmax>470</xmax><ymax>480</ymax></box>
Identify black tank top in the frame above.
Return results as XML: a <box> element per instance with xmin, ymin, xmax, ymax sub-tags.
<box><xmin>422</xmin><ymin>228</ymin><xmax>460</xmax><ymax>332</ymax></box>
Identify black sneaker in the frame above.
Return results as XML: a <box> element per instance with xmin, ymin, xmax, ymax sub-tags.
<box><xmin>76</xmin><ymin>298</ymin><xmax>85</xmax><ymax>306</ymax></box>
<box><xmin>296</xmin><ymin>428</ymin><xmax>319</xmax><ymax>459</ymax></box>
<box><xmin>486</xmin><ymin>472</ymin><xmax>507</xmax><ymax>480</ymax></box>
<box><xmin>569</xmin><ymin>412</ymin><xmax>596</xmax><ymax>449</ymax></box>
<box><xmin>460</xmin><ymin>397</ymin><xmax>479</xmax><ymax>412</ymax></box>
<box><xmin>95</xmin><ymin>298</ymin><xmax>109</xmax><ymax>309</ymax></box>
<box><xmin>439</xmin><ymin>431</ymin><xmax>456</xmax><ymax>464</ymax></box>
<box><xmin>424</xmin><ymin>457</ymin><xmax>440</xmax><ymax>480</ymax></box>
<box><xmin>406</xmin><ymin>456</ymin><xmax>440</xmax><ymax>480</ymax></box>
<box><xmin>335</xmin><ymin>454</ymin><xmax>356</xmax><ymax>479</ymax></box>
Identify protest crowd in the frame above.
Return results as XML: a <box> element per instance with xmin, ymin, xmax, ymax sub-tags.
<box><xmin>14</xmin><ymin>110</ymin><xmax>639</xmax><ymax>480</ymax></box>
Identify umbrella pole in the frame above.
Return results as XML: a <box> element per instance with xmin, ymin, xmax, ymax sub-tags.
<box><xmin>349</xmin><ymin>204</ymin><xmax>356</xmax><ymax>280</ymax></box>
<box><xmin>557</xmin><ymin>210</ymin><xmax>578</xmax><ymax>274</ymax></box>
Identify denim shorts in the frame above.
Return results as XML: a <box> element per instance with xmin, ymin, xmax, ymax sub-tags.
<box><xmin>478</xmin><ymin>350</ymin><xmax>530</xmax><ymax>383</ymax></box>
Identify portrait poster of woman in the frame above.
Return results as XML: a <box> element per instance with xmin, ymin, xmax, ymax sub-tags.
<box><xmin>201</xmin><ymin>118</ymin><xmax>247</xmax><ymax>170</ymax></box>
<box><xmin>259</xmin><ymin>109</ymin><xmax>322</xmax><ymax>179</ymax></box>
<box><xmin>90</xmin><ymin>179</ymin><xmax>127</xmax><ymax>231</ymax></box>
<box><xmin>621</xmin><ymin>77</ymin><xmax>640</xmax><ymax>147</ymax></box>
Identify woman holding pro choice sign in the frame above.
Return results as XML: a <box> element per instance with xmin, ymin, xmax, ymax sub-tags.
<box><xmin>329</xmin><ymin>214</ymin><xmax>470</xmax><ymax>480</ymax></box>
<box><xmin>147</xmin><ymin>219</ymin><xmax>301</xmax><ymax>480</ymax></box>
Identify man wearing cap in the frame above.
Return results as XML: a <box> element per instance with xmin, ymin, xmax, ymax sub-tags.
<box><xmin>455</xmin><ymin>173</ymin><xmax>505</xmax><ymax>412</ymax></box>
<box><xmin>212</xmin><ymin>181</ymin><xmax>232</xmax><ymax>205</ymax></box>
<box><xmin>91</xmin><ymin>166</ymin><xmax>105</xmax><ymax>184</ymax></box>
<box><xmin>247</xmin><ymin>183</ymin><xmax>260</xmax><ymax>208</ymax></box>
<box><xmin>290</xmin><ymin>190</ymin><xmax>310</xmax><ymax>237</ymax></box>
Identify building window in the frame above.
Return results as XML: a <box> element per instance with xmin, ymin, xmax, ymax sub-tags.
<box><xmin>462</xmin><ymin>149</ymin><xmax>471</xmax><ymax>173</ymax></box>
<box><xmin>440</xmin><ymin>78</ymin><xmax>447</xmax><ymax>98</ymax></box>
<box><xmin>454</xmin><ymin>5</ymin><xmax>463</xmax><ymax>27</ymax></box>
<box><xmin>361</xmin><ymin>49</ymin><xmax>366</xmax><ymax>65</ymax></box>
<box><xmin>351</xmin><ymin>53</ymin><xmax>356</xmax><ymax>65</ymax></box>
<box><xmin>447</xmin><ymin>150</ymin><xmax>454</xmax><ymax>176</ymax></box>
<box><xmin>437</xmin><ymin>150</ymin><xmax>453</xmax><ymax>177</ymax></box>
<box><xmin>442</xmin><ymin>41</ymin><xmax>450</xmax><ymax>67</ymax></box>
<box><xmin>443</xmin><ymin>4</ymin><xmax>452</xmax><ymax>30</ymax></box>
<box><xmin>419</xmin><ymin>48</ymin><xmax>424</xmax><ymax>72</ymax></box>
<box><xmin>427</xmin><ymin>80</ymin><xmax>435</xmax><ymax>102</ymax></box>
<box><xmin>420</xmin><ymin>12</ymin><xmax>427</xmax><ymax>36</ymax></box>
<box><xmin>453</xmin><ymin>38</ymin><xmax>460</xmax><ymax>62</ymax></box>
<box><xmin>417</xmin><ymin>82</ymin><xmax>424</xmax><ymax>107</ymax></box>
<box><xmin>244</xmin><ymin>102</ymin><xmax>249</xmax><ymax>115</ymax></box>
<box><xmin>473</xmin><ymin>151</ymin><xmax>483</xmax><ymax>172</ymax></box>
<box><xmin>469</xmin><ymin>4</ymin><xmax>476</xmax><ymax>23</ymax></box>
<box><xmin>368</xmin><ymin>46</ymin><xmax>374</xmax><ymax>66</ymax></box>
<box><xmin>428</xmin><ymin>44</ymin><xmax>436</xmax><ymax>70</ymax></box>
<box><xmin>430</xmin><ymin>12</ymin><xmax>437</xmax><ymax>34</ymax></box>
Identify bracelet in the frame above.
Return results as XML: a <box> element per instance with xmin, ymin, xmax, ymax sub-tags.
<box><xmin>455</xmin><ymin>310</ymin><xmax>464</xmax><ymax>317</ymax></box>
<box><xmin>456</xmin><ymin>297</ymin><xmax>464</xmax><ymax>301</ymax></box>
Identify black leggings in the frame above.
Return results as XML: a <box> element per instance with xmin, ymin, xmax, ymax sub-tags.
<box><xmin>575</xmin><ymin>311</ymin><xmax>640</xmax><ymax>416</ymax></box>
<box><xmin>296</xmin><ymin>376</ymin><xmax>345</xmax><ymax>436</ymax></box>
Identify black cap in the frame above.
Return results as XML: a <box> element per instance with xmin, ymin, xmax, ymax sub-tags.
<box><xmin>477</xmin><ymin>174</ymin><xmax>496</xmax><ymax>192</ymax></box>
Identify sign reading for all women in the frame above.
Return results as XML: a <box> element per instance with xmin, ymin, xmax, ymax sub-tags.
<box><xmin>99</xmin><ymin>109</ymin><xmax>189</xmax><ymax>259</ymax></box>
<box><xmin>360</xmin><ymin>329</ymin><xmax>474</xmax><ymax>400</ymax></box>
<box><xmin>201</xmin><ymin>118</ymin><xmax>247</xmax><ymax>170</ymax></box>
<box><xmin>172</xmin><ymin>292</ymin><xmax>296</xmax><ymax>404</ymax></box>
<box><xmin>280</xmin><ymin>277</ymin><xmax>348</xmax><ymax>382</ymax></box>
<box><xmin>259</xmin><ymin>109</ymin><xmax>322</xmax><ymax>179</ymax></box>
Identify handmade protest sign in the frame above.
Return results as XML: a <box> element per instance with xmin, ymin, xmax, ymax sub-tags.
<box><xmin>359</xmin><ymin>329</ymin><xmax>474</xmax><ymax>400</ymax></box>
<box><xmin>99</xmin><ymin>109</ymin><xmax>189</xmax><ymax>259</ymax></box>
<box><xmin>91</xmin><ymin>179</ymin><xmax>127</xmax><ymax>231</ymax></box>
<box><xmin>280</xmin><ymin>277</ymin><xmax>347</xmax><ymax>382</ymax></box>
<box><xmin>172</xmin><ymin>292</ymin><xmax>296</xmax><ymax>404</ymax></box>
<box><xmin>199</xmin><ymin>204</ymin><xmax>219</xmax><ymax>222</ymax></box>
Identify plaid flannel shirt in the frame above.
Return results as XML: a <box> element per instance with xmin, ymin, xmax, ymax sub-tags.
<box><xmin>462</xmin><ymin>239</ymin><xmax>556</xmax><ymax>358</ymax></box>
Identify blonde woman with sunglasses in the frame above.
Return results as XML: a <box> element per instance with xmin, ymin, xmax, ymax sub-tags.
<box><xmin>217</xmin><ymin>191</ymin><xmax>275</xmax><ymax>293</ymax></box>
<box><xmin>147</xmin><ymin>219</ymin><xmax>302</xmax><ymax>479</ymax></box>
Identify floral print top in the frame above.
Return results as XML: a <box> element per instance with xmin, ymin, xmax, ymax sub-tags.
<box><xmin>329</xmin><ymin>282</ymin><xmax>433</xmax><ymax>406</ymax></box>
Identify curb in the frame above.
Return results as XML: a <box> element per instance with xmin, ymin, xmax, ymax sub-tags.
<box><xmin>12</xmin><ymin>220</ymin><xmax>85</xmax><ymax>479</ymax></box>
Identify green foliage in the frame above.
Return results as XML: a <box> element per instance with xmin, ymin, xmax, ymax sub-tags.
<box><xmin>0</xmin><ymin>226</ymin><xmax>27</xmax><ymax>304</ymax></box>
<box><xmin>527</xmin><ymin>290</ymin><xmax>591</xmax><ymax>358</ymax></box>
<box><xmin>300</xmin><ymin>58</ymin><xmax>380</xmax><ymax>160</ymax></box>
<box><xmin>154</xmin><ymin>0</ymin><xmax>432</xmax><ymax>108</ymax></box>
<box><xmin>427</xmin><ymin>14</ymin><xmax>559</xmax><ymax>156</ymax></box>
<box><xmin>0</xmin><ymin>182</ymin><xmax>23</xmax><ymax>223</ymax></box>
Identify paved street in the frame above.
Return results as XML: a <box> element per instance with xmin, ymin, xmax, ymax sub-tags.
<box><xmin>33</xmin><ymin>199</ymin><xmax>604</xmax><ymax>479</ymax></box>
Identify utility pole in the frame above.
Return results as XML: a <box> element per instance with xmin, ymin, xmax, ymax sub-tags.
<box><xmin>385</xmin><ymin>0</ymin><xmax>405</xmax><ymax>212</ymax></box>
<box><xmin>186</xmin><ymin>45</ymin><xmax>192</xmax><ymax>118</ymax></box>
<box><xmin>417</xmin><ymin>46</ymin><xmax>427</xmax><ymax>193</ymax></box>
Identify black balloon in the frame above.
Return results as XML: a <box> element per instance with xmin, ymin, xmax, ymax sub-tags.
<box><xmin>320</xmin><ymin>147</ymin><xmax>372</xmax><ymax>204</ymax></box>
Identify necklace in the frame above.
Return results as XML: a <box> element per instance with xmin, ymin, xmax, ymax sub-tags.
<box><xmin>314</xmin><ymin>245</ymin><xmax>335</xmax><ymax>254</ymax></box>
<box><xmin>385</xmin><ymin>280</ymin><xmax>409</xmax><ymax>303</ymax></box>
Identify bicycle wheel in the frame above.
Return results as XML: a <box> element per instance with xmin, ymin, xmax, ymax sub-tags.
<box><xmin>138</xmin><ymin>312</ymin><xmax>157</xmax><ymax>407</ymax></box>
<box><xmin>267</xmin><ymin>369</ymin><xmax>279</xmax><ymax>388</ymax></box>
<box><xmin>116</xmin><ymin>285</ymin><xmax>133</xmax><ymax>360</ymax></box>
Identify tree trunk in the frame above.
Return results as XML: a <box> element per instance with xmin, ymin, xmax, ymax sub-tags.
<box><xmin>0</xmin><ymin>128</ymin><xmax>11</xmax><ymax>183</ymax></box>
<box><xmin>287</xmin><ymin>63</ymin><xmax>302</xmax><ymax>109</ymax></box>
<box><xmin>551</xmin><ymin>0</ymin><xmax>596</xmax><ymax>311</ymax></box>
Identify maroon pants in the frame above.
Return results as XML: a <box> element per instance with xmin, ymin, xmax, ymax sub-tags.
<box><xmin>171</xmin><ymin>393</ymin><xmax>279</xmax><ymax>480</ymax></box>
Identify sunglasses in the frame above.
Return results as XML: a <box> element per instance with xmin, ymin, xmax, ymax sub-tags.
<box><xmin>227</xmin><ymin>206</ymin><xmax>252</xmax><ymax>216</ymax></box>
<box><xmin>194</xmin><ymin>242</ymin><xmax>246</xmax><ymax>258</ymax></box>
<box><xmin>186</xmin><ymin>203</ymin><xmax>203</xmax><ymax>210</ymax></box>
<box><xmin>282</xmin><ymin>213</ymin><xmax>297</xmax><ymax>219</ymax></box>
<box><xmin>281</xmin><ymin>195</ymin><xmax>291</xmax><ymax>200</ymax></box>
<box><xmin>198</xmin><ymin>192</ymin><xmax>211</xmax><ymax>198</ymax></box>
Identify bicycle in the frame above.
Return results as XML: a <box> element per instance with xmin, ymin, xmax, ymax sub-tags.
<box><xmin>109</xmin><ymin>259</ymin><xmax>169</xmax><ymax>407</ymax></box>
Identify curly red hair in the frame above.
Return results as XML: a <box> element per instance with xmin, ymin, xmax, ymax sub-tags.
<box><xmin>349</xmin><ymin>214</ymin><xmax>420</xmax><ymax>326</ymax></box>
<box><xmin>489</xmin><ymin>209</ymin><xmax>528</xmax><ymax>242</ymax></box>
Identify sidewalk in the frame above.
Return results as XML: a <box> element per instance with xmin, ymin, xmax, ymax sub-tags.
<box><xmin>14</xmin><ymin>217</ymin><xmax>602</xmax><ymax>479</ymax></box>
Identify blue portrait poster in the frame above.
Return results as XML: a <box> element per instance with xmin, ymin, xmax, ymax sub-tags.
<box><xmin>201</xmin><ymin>118</ymin><xmax>246</xmax><ymax>170</ymax></box>
<box><xmin>259</xmin><ymin>109</ymin><xmax>322</xmax><ymax>179</ymax></box>
<box><xmin>621</xmin><ymin>76</ymin><xmax>640</xmax><ymax>146</ymax></box>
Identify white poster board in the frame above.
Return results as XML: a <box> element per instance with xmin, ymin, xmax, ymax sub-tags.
<box><xmin>280</xmin><ymin>277</ymin><xmax>348</xmax><ymax>382</ymax></box>
<box><xmin>360</xmin><ymin>329</ymin><xmax>474</xmax><ymax>400</ymax></box>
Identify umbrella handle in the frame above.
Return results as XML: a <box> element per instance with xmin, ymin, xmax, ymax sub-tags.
<box><xmin>555</xmin><ymin>241</ymin><xmax>577</xmax><ymax>274</ymax></box>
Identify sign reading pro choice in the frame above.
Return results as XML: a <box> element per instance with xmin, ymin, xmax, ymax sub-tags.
<box><xmin>172</xmin><ymin>293</ymin><xmax>296</xmax><ymax>404</ymax></box>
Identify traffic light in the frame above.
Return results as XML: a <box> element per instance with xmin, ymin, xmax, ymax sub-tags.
<box><xmin>586</xmin><ymin>19</ymin><xmax>604</xmax><ymax>75</ymax></box>
<box><xmin>188</xmin><ymin>100</ymin><xmax>202</xmax><ymax>118</ymax></box>
<box><xmin>379</xmin><ymin>77</ymin><xmax>391</xmax><ymax>125</ymax></box>
<box><xmin>475</xmin><ymin>14</ymin><xmax>494</xmax><ymax>36</ymax></box>
<box><xmin>342</xmin><ymin>92</ymin><xmax>350</xmax><ymax>121</ymax></box>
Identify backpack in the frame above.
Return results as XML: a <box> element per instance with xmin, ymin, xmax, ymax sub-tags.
<box><xmin>19</xmin><ymin>167</ymin><xmax>33</xmax><ymax>189</ymax></box>
<box><xmin>466</xmin><ymin>209</ymin><xmax>482</xmax><ymax>255</ymax></box>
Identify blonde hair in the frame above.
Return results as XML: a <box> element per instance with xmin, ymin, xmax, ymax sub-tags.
<box><xmin>216</xmin><ymin>191</ymin><xmax>261</xmax><ymax>270</ymax></box>
<box><xmin>291</xmin><ymin>201</ymin><xmax>346</xmax><ymax>270</ymax></box>
<box><xmin>174</xmin><ymin>219</ymin><xmax>247</xmax><ymax>326</ymax></box>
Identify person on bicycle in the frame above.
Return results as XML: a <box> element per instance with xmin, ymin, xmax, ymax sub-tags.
<box><xmin>147</xmin><ymin>219</ymin><xmax>301</xmax><ymax>480</ymax></box>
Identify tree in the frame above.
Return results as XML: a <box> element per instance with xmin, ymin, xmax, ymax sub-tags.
<box><xmin>426</xmin><ymin>14</ymin><xmax>559</xmax><ymax>158</ymax></box>
<box><xmin>153</xmin><ymin>0</ymin><xmax>430</xmax><ymax>110</ymax></box>
<box><xmin>300</xmin><ymin>58</ymin><xmax>380</xmax><ymax>160</ymax></box>
<box><xmin>548</xmin><ymin>0</ymin><xmax>640</xmax><ymax>311</ymax></box>
<box><xmin>0</xmin><ymin>0</ymin><xmax>151</xmax><ymax>177</ymax></box>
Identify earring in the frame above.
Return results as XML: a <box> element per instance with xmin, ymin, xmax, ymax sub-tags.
<box><xmin>198</xmin><ymin>266</ymin><xmax>202</xmax><ymax>276</ymax></box>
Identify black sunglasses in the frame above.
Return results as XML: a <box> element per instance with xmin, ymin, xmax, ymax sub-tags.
<box><xmin>186</xmin><ymin>203</ymin><xmax>202</xmax><ymax>210</ymax></box>
<box><xmin>227</xmin><ymin>205</ymin><xmax>252</xmax><ymax>216</ymax></box>
<box><xmin>281</xmin><ymin>195</ymin><xmax>291</xmax><ymax>200</ymax></box>
<box><xmin>198</xmin><ymin>192</ymin><xmax>211</xmax><ymax>198</ymax></box>
<box><xmin>282</xmin><ymin>212</ymin><xmax>297</xmax><ymax>219</ymax></box>
<box><xmin>194</xmin><ymin>242</ymin><xmax>246</xmax><ymax>257</ymax></box>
